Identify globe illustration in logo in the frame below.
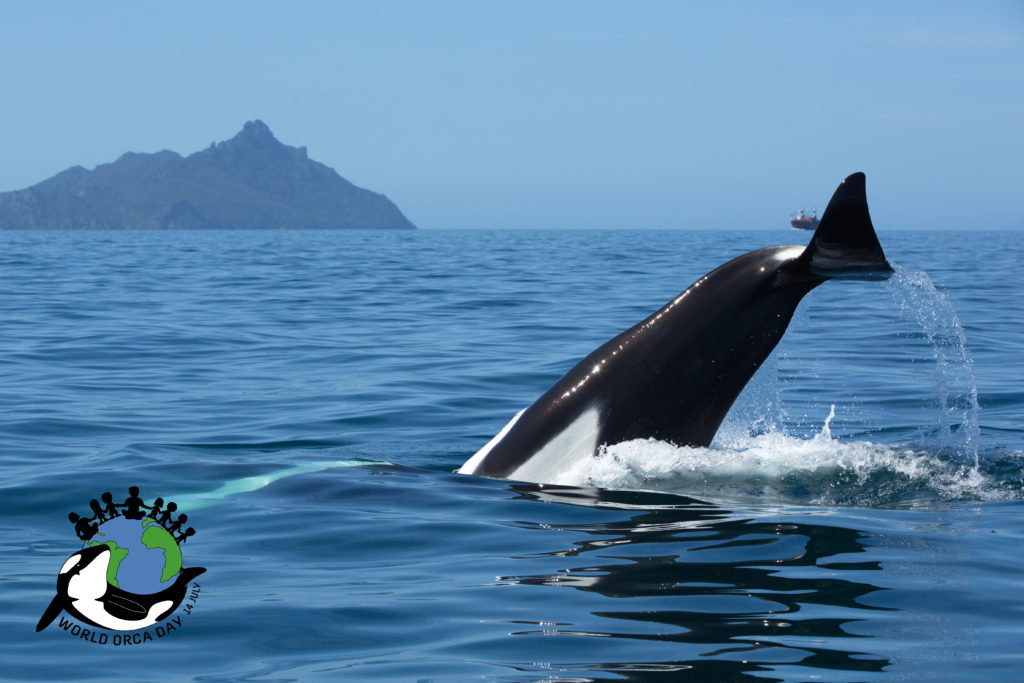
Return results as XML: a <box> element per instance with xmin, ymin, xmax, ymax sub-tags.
<box><xmin>85</xmin><ymin>516</ymin><xmax>182</xmax><ymax>594</ymax></box>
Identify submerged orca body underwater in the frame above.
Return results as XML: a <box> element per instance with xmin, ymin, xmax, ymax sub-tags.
<box><xmin>460</xmin><ymin>172</ymin><xmax>893</xmax><ymax>484</ymax></box>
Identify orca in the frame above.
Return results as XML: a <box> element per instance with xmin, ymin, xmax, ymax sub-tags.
<box><xmin>459</xmin><ymin>172</ymin><xmax>892</xmax><ymax>483</ymax></box>
<box><xmin>36</xmin><ymin>543</ymin><xmax>205</xmax><ymax>632</ymax></box>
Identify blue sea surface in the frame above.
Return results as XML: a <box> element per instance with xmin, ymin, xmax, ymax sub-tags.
<box><xmin>2</xmin><ymin>228</ymin><xmax>1022</xmax><ymax>681</ymax></box>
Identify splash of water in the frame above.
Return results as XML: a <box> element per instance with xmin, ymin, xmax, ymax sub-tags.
<box><xmin>886</xmin><ymin>265</ymin><xmax>981</xmax><ymax>466</ymax></box>
<box><xmin>712</xmin><ymin>350</ymin><xmax>785</xmax><ymax>448</ymax></box>
<box><xmin>558</xmin><ymin>407</ymin><xmax>1013</xmax><ymax>507</ymax></box>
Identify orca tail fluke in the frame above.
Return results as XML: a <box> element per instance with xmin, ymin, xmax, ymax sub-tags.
<box><xmin>800</xmin><ymin>172</ymin><xmax>893</xmax><ymax>280</ymax></box>
<box><xmin>177</xmin><ymin>566</ymin><xmax>206</xmax><ymax>585</ymax></box>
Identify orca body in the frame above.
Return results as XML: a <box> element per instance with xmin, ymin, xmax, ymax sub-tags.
<box><xmin>36</xmin><ymin>543</ymin><xmax>205</xmax><ymax>632</ymax></box>
<box><xmin>459</xmin><ymin>172</ymin><xmax>892</xmax><ymax>483</ymax></box>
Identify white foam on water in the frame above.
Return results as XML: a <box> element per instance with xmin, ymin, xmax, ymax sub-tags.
<box><xmin>554</xmin><ymin>406</ymin><xmax>1020</xmax><ymax>507</ymax></box>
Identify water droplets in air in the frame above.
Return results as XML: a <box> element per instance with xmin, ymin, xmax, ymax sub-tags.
<box><xmin>887</xmin><ymin>265</ymin><xmax>981</xmax><ymax>467</ymax></box>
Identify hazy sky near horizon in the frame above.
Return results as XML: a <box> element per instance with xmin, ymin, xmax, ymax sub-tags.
<box><xmin>1</xmin><ymin>2</ymin><xmax>1021</xmax><ymax>230</ymax></box>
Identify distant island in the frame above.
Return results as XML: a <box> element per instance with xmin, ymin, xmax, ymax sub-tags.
<box><xmin>0</xmin><ymin>120</ymin><xmax>416</xmax><ymax>230</ymax></box>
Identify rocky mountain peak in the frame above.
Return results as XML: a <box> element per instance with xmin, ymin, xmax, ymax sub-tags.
<box><xmin>0</xmin><ymin>122</ymin><xmax>416</xmax><ymax>230</ymax></box>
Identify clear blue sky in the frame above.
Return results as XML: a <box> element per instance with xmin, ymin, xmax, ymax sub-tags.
<box><xmin>1</xmin><ymin>2</ymin><xmax>1021</xmax><ymax>229</ymax></box>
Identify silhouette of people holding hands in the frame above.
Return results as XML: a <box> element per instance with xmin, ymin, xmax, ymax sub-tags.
<box><xmin>69</xmin><ymin>490</ymin><xmax>197</xmax><ymax>546</ymax></box>
<box><xmin>88</xmin><ymin>499</ymin><xmax>107</xmax><ymax>524</ymax></box>
<box><xmin>69</xmin><ymin>512</ymin><xmax>98</xmax><ymax>541</ymax></box>
<box><xmin>101</xmin><ymin>492</ymin><xmax>120</xmax><ymax>519</ymax></box>
<box><xmin>167</xmin><ymin>513</ymin><xmax>188</xmax><ymax>536</ymax></box>
<box><xmin>158</xmin><ymin>502</ymin><xmax>178</xmax><ymax>528</ymax></box>
<box><xmin>122</xmin><ymin>486</ymin><xmax>145</xmax><ymax>520</ymax></box>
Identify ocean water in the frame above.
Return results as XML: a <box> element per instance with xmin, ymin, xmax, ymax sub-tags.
<box><xmin>1</xmin><ymin>227</ymin><xmax>1022</xmax><ymax>681</ymax></box>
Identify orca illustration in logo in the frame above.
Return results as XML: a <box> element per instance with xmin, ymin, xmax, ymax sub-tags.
<box><xmin>36</xmin><ymin>545</ymin><xmax>204</xmax><ymax>632</ymax></box>
<box><xmin>460</xmin><ymin>172</ymin><xmax>892</xmax><ymax>483</ymax></box>
<box><xmin>37</xmin><ymin>486</ymin><xmax>205</xmax><ymax>634</ymax></box>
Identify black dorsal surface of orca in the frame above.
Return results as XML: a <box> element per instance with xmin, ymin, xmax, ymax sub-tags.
<box><xmin>36</xmin><ymin>543</ymin><xmax>206</xmax><ymax>632</ymax></box>
<box><xmin>459</xmin><ymin>172</ymin><xmax>892</xmax><ymax>483</ymax></box>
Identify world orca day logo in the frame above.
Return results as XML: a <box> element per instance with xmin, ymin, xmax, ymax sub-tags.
<box><xmin>37</xmin><ymin>486</ymin><xmax>205</xmax><ymax>645</ymax></box>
